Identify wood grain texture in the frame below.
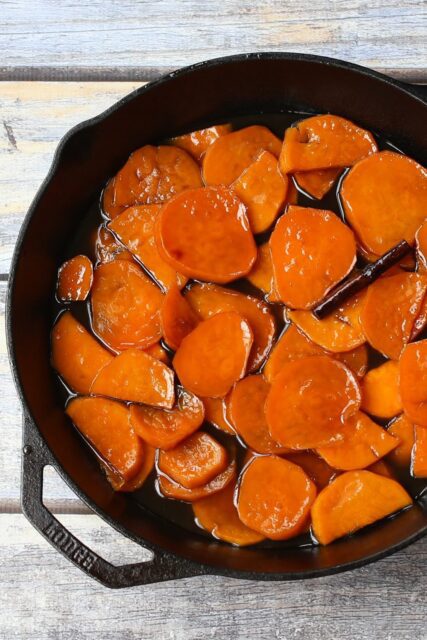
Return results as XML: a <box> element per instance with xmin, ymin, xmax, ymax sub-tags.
<box><xmin>0</xmin><ymin>0</ymin><xmax>426</xmax><ymax>81</ymax></box>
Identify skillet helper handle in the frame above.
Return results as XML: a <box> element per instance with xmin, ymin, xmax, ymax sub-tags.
<box><xmin>21</xmin><ymin>414</ymin><xmax>204</xmax><ymax>588</ymax></box>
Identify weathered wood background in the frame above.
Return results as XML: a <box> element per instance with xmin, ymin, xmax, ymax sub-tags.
<box><xmin>0</xmin><ymin>2</ymin><xmax>426</xmax><ymax>639</ymax></box>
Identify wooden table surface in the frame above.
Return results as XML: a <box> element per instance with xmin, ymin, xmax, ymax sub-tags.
<box><xmin>1</xmin><ymin>2</ymin><xmax>426</xmax><ymax>638</ymax></box>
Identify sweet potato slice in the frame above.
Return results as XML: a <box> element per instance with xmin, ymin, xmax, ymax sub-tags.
<box><xmin>285</xmin><ymin>452</ymin><xmax>337</xmax><ymax>490</ymax></box>
<box><xmin>341</xmin><ymin>151</ymin><xmax>427</xmax><ymax>254</ymax></box>
<box><xmin>360</xmin><ymin>273</ymin><xmax>427</xmax><ymax>360</ymax></box>
<box><xmin>203</xmin><ymin>125</ymin><xmax>282</xmax><ymax>186</ymax></box>
<box><xmin>94</xmin><ymin>226</ymin><xmax>134</xmax><ymax>264</ymax></box>
<box><xmin>157</xmin><ymin>458</ymin><xmax>236</xmax><ymax>502</ymax></box>
<box><xmin>231</xmin><ymin>150</ymin><xmax>289</xmax><ymax>233</ymax></box>
<box><xmin>266</xmin><ymin>356</ymin><xmax>361</xmax><ymax>449</ymax></box>
<box><xmin>66</xmin><ymin>397</ymin><xmax>143</xmax><ymax>481</ymax></box>
<box><xmin>143</xmin><ymin>342</ymin><xmax>170</xmax><ymax>365</ymax></box>
<box><xmin>173</xmin><ymin>312</ymin><xmax>253</xmax><ymax>397</ymax></box>
<box><xmin>156</xmin><ymin>186</ymin><xmax>257</xmax><ymax>284</ymax></box>
<box><xmin>170</xmin><ymin>124</ymin><xmax>232</xmax><ymax>162</ymax></box>
<box><xmin>108</xmin><ymin>204</ymin><xmax>187</xmax><ymax>291</ymax></box>
<box><xmin>51</xmin><ymin>312</ymin><xmax>113</xmax><ymax>394</ymax></box>
<box><xmin>202</xmin><ymin>397</ymin><xmax>235</xmax><ymax>435</ymax></box>
<box><xmin>311</xmin><ymin>470</ymin><xmax>412</xmax><ymax>545</ymax></box>
<box><xmin>113</xmin><ymin>145</ymin><xmax>202</xmax><ymax>208</ymax></box>
<box><xmin>130</xmin><ymin>387</ymin><xmax>204</xmax><ymax>449</ymax></box>
<box><xmin>237</xmin><ymin>456</ymin><xmax>316</xmax><ymax>540</ymax></box>
<box><xmin>360</xmin><ymin>361</ymin><xmax>402</xmax><ymax>418</ymax></box>
<box><xmin>91</xmin><ymin>260</ymin><xmax>164</xmax><ymax>351</ymax></box>
<box><xmin>399</xmin><ymin>339</ymin><xmax>427</xmax><ymax>426</ymax></box>
<box><xmin>270</xmin><ymin>206</ymin><xmax>356</xmax><ymax>309</ymax></box>
<box><xmin>411</xmin><ymin>294</ymin><xmax>427</xmax><ymax>339</ymax></box>
<box><xmin>387</xmin><ymin>414</ymin><xmax>415</xmax><ymax>467</ymax></box>
<box><xmin>57</xmin><ymin>255</ymin><xmax>93</xmax><ymax>301</ymax></box>
<box><xmin>415</xmin><ymin>219</ymin><xmax>427</xmax><ymax>273</ymax></box>
<box><xmin>193</xmin><ymin>482</ymin><xmax>265</xmax><ymax>546</ymax></box>
<box><xmin>161</xmin><ymin>284</ymin><xmax>199</xmax><ymax>350</ymax></box>
<box><xmin>294</xmin><ymin>168</ymin><xmax>341</xmax><ymax>200</ymax></box>
<box><xmin>185</xmin><ymin>283</ymin><xmax>275</xmax><ymax>371</ymax></box>
<box><xmin>246</xmin><ymin>243</ymin><xmax>280</xmax><ymax>302</ymax></box>
<box><xmin>104</xmin><ymin>444</ymin><xmax>156</xmax><ymax>492</ymax></box>
<box><xmin>280</xmin><ymin>115</ymin><xmax>377</xmax><ymax>174</ymax></box>
<box><xmin>412</xmin><ymin>426</ymin><xmax>427</xmax><ymax>477</ymax></box>
<box><xmin>91</xmin><ymin>348</ymin><xmax>175</xmax><ymax>408</ymax></box>
<box><xmin>102</xmin><ymin>178</ymin><xmax>126</xmax><ymax>219</ymax></box>
<box><xmin>158</xmin><ymin>431</ymin><xmax>227</xmax><ymax>489</ymax></box>
<box><xmin>228</xmin><ymin>375</ymin><xmax>289</xmax><ymax>454</ymax></box>
<box><xmin>317</xmin><ymin>412</ymin><xmax>399</xmax><ymax>470</ymax></box>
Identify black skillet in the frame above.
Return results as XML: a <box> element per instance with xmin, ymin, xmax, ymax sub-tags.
<box><xmin>7</xmin><ymin>53</ymin><xmax>427</xmax><ymax>588</ymax></box>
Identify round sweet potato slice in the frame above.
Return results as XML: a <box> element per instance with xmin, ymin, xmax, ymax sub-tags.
<box><xmin>399</xmin><ymin>339</ymin><xmax>427</xmax><ymax>426</ymax></box>
<box><xmin>246</xmin><ymin>243</ymin><xmax>280</xmax><ymax>302</ymax></box>
<box><xmin>57</xmin><ymin>255</ymin><xmax>93</xmax><ymax>301</ymax></box>
<box><xmin>236</xmin><ymin>456</ymin><xmax>317</xmax><ymax>540</ymax></box>
<box><xmin>156</xmin><ymin>186</ymin><xmax>257</xmax><ymax>284</ymax></box>
<box><xmin>202</xmin><ymin>397</ymin><xmax>235</xmax><ymax>435</ymax></box>
<box><xmin>311</xmin><ymin>470</ymin><xmax>412</xmax><ymax>545</ymax></box>
<box><xmin>341</xmin><ymin>151</ymin><xmax>427</xmax><ymax>255</ymax></box>
<box><xmin>170</xmin><ymin>124</ymin><xmax>232</xmax><ymax>162</ymax></box>
<box><xmin>173</xmin><ymin>312</ymin><xmax>253</xmax><ymax>397</ymax></box>
<box><xmin>294</xmin><ymin>168</ymin><xmax>341</xmax><ymax>200</ymax></box>
<box><xmin>266</xmin><ymin>355</ymin><xmax>361</xmax><ymax>449</ymax></box>
<box><xmin>387</xmin><ymin>414</ymin><xmax>415</xmax><ymax>467</ymax></box>
<box><xmin>157</xmin><ymin>458</ymin><xmax>236</xmax><ymax>502</ymax></box>
<box><xmin>161</xmin><ymin>284</ymin><xmax>200</xmax><ymax>351</ymax></box>
<box><xmin>203</xmin><ymin>125</ymin><xmax>282</xmax><ymax>185</ymax></box>
<box><xmin>94</xmin><ymin>226</ymin><xmax>134</xmax><ymax>264</ymax></box>
<box><xmin>270</xmin><ymin>206</ymin><xmax>356</xmax><ymax>309</ymax></box>
<box><xmin>103</xmin><ymin>445</ymin><xmax>156</xmax><ymax>492</ymax></box>
<box><xmin>360</xmin><ymin>361</ymin><xmax>402</xmax><ymax>419</ymax></box>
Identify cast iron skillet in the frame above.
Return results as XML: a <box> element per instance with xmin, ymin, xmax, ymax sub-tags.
<box><xmin>7</xmin><ymin>53</ymin><xmax>427</xmax><ymax>588</ymax></box>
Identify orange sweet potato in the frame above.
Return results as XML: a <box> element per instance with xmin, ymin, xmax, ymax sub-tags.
<box><xmin>246</xmin><ymin>243</ymin><xmax>280</xmax><ymax>302</ymax></box>
<box><xmin>170</xmin><ymin>124</ymin><xmax>232</xmax><ymax>162</ymax></box>
<box><xmin>411</xmin><ymin>294</ymin><xmax>427</xmax><ymax>339</ymax></box>
<box><xmin>202</xmin><ymin>397</ymin><xmax>235</xmax><ymax>435</ymax></box>
<box><xmin>113</xmin><ymin>145</ymin><xmax>202</xmax><ymax>208</ymax></box>
<box><xmin>57</xmin><ymin>255</ymin><xmax>93</xmax><ymax>301</ymax></box>
<box><xmin>156</xmin><ymin>186</ymin><xmax>257</xmax><ymax>284</ymax></box>
<box><xmin>94</xmin><ymin>226</ymin><xmax>134</xmax><ymax>264</ymax></box>
<box><xmin>66</xmin><ymin>397</ymin><xmax>143</xmax><ymax>481</ymax></box>
<box><xmin>203</xmin><ymin>125</ymin><xmax>282</xmax><ymax>185</ymax></box>
<box><xmin>280</xmin><ymin>115</ymin><xmax>377</xmax><ymax>174</ymax></box>
<box><xmin>360</xmin><ymin>361</ymin><xmax>402</xmax><ymax>418</ymax></box>
<box><xmin>143</xmin><ymin>342</ymin><xmax>170</xmax><ymax>365</ymax></box>
<box><xmin>399</xmin><ymin>339</ymin><xmax>427</xmax><ymax>426</ymax></box>
<box><xmin>236</xmin><ymin>456</ymin><xmax>317</xmax><ymax>540</ymax></box>
<box><xmin>412</xmin><ymin>426</ymin><xmax>427</xmax><ymax>477</ymax></box>
<box><xmin>294</xmin><ymin>168</ymin><xmax>341</xmax><ymax>200</ymax></box>
<box><xmin>91</xmin><ymin>260</ymin><xmax>164</xmax><ymax>351</ymax></box>
<box><xmin>266</xmin><ymin>355</ymin><xmax>361</xmax><ymax>449</ymax></box>
<box><xmin>104</xmin><ymin>444</ymin><xmax>156</xmax><ymax>492</ymax></box>
<box><xmin>102</xmin><ymin>178</ymin><xmax>126</xmax><ymax>219</ymax></box>
<box><xmin>232</xmin><ymin>150</ymin><xmax>289</xmax><ymax>233</ymax></box>
<box><xmin>109</xmin><ymin>204</ymin><xmax>188</xmax><ymax>291</ymax></box>
<box><xmin>130</xmin><ymin>387</ymin><xmax>204</xmax><ymax>449</ymax></box>
<box><xmin>284</xmin><ymin>451</ymin><xmax>337</xmax><ymax>490</ymax></box>
<box><xmin>228</xmin><ymin>375</ymin><xmax>289</xmax><ymax>454</ymax></box>
<box><xmin>368</xmin><ymin>459</ymin><xmax>395</xmax><ymax>479</ymax></box>
<box><xmin>387</xmin><ymin>414</ymin><xmax>415</xmax><ymax>467</ymax></box>
<box><xmin>341</xmin><ymin>151</ymin><xmax>427</xmax><ymax>254</ymax></box>
<box><xmin>360</xmin><ymin>273</ymin><xmax>427</xmax><ymax>360</ymax></box>
<box><xmin>415</xmin><ymin>219</ymin><xmax>427</xmax><ymax>273</ymax></box>
<box><xmin>311</xmin><ymin>470</ymin><xmax>412</xmax><ymax>544</ymax></box>
<box><xmin>51</xmin><ymin>312</ymin><xmax>113</xmax><ymax>394</ymax></box>
<box><xmin>91</xmin><ymin>348</ymin><xmax>175</xmax><ymax>408</ymax></box>
<box><xmin>185</xmin><ymin>283</ymin><xmax>276</xmax><ymax>371</ymax></box>
<box><xmin>193</xmin><ymin>482</ymin><xmax>265</xmax><ymax>546</ymax></box>
<box><xmin>158</xmin><ymin>431</ymin><xmax>227</xmax><ymax>489</ymax></box>
<box><xmin>157</xmin><ymin>458</ymin><xmax>236</xmax><ymax>502</ymax></box>
<box><xmin>270</xmin><ymin>206</ymin><xmax>356</xmax><ymax>309</ymax></box>
<box><xmin>317</xmin><ymin>412</ymin><xmax>399</xmax><ymax>470</ymax></box>
<box><xmin>173</xmin><ymin>312</ymin><xmax>253</xmax><ymax>397</ymax></box>
<box><xmin>161</xmin><ymin>284</ymin><xmax>200</xmax><ymax>350</ymax></box>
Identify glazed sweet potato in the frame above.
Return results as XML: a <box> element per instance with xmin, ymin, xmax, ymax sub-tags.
<box><xmin>270</xmin><ymin>206</ymin><xmax>356</xmax><ymax>309</ymax></box>
<box><xmin>161</xmin><ymin>284</ymin><xmax>200</xmax><ymax>350</ymax></box>
<box><xmin>294</xmin><ymin>168</ymin><xmax>341</xmax><ymax>200</ymax></box>
<box><xmin>228</xmin><ymin>375</ymin><xmax>289</xmax><ymax>454</ymax></box>
<box><xmin>130</xmin><ymin>387</ymin><xmax>204</xmax><ymax>449</ymax></box>
<box><xmin>246</xmin><ymin>243</ymin><xmax>280</xmax><ymax>302</ymax></box>
<box><xmin>202</xmin><ymin>397</ymin><xmax>235</xmax><ymax>435</ymax></box>
<box><xmin>368</xmin><ymin>459</ymin><xmax>395</xmax><ymax>479</ymax></box>
<box><xmin>51</xmin><ymin>312</ymin><xmax>113</xmax><ymax>394</ymax></box>
<box><xmin>91</xmin><ymin>260</ymin><xmax>164</xmax><ymax>351</ymax></box>
<box><xmin>399</xmin><ymin>339</ymin><xmax>427</xmax><ymax>426</ymax></box>
<box><xmin>266</xmin><ymin>356</ymin><xmax>361</xmax><ymax>449</ymax></box>
<box><xmin>341</xmin><ymin>151</ymin><xmax>427</xmax><ymax>255</ymax></box>
<box><xmin>387</xmin><ymin>414</ymin><xmax>415</xmax><ymax>467</ymax></box>
<box><xmin>193</xmin><ymin>483</ymin><xmax>265</xmax><ymax>546</ymax></box>
<box><xmin>311</xmin><ymin>470</ymin><xmax>412</xmax><ymax>545</ymax></box>
<box><xmin>360</xmin><ymin>273</ymin><xmax>427</xmax><ymax>360</ymax></box>
<box><xmin>170</xmin><ymin>124</ymin><xmax>232</xmax><ymax>162</ymax></box>
<box><xmin>173</xmin><ymin>312</ymin><xmax>253</xmax><ymax>397</ymax></box>
<box><xmin>412</xmin><ymin>426</ymin><xmax>427</xmax><ymax>477</ymax></box>
<box><xmin>185</xmin><ymin>282</ymin><xmax>276</xmax><ymax>371</ymax></box>
<box><xmin>360</xmin><ymin>361</ymin><xmax>402</xmax><ymax>419</ymax></box>
<box><xmin>317</xmin><ymin>412</ymin><xmax>399</xmax><ymax>470</ymax></box>
<box><xmin>415</xmin><ymin>219</ymin><xmax>427</xmax><ymax>273</ymax></box>
<box><xmin>57</xmin><ymin>255</ymin><xmax>93</xmax><ymax>301</ymax></box>
<box><xmin>102</xmin><ymin>178</ymin><xmax>126</xmax><ymax>219</ymax></box>
<box><xmin>279</xmin><ymin>115</ymin><xmax>377</xmax><ymax>174</ymax></box>
<box><xmin>285</xmin><ymin>452</ymin><xmax>337</xmax><ymax>490</ymax></box>
<box><xmin>94</xmin><ymin>226</ymin><xmax>134</xmax><ymax>264</ymax></box>
<box><xmin>113</xmin><ymin>145</ymin><xmax>202</xmax><ymax>207</ymax></box>
<box><xmin>236</xmin><ymin>456</ymin><xmax>316</xmax><ymax>540</ymax></box>
<box><xmin>66</xmin><ymin>397</ymin><xmax>143</xmax><ymax>481</ymax></box>
<box><xmin>203</xmin><ymin>125</ymin><xmax>282</xmax><ymax>185</ymax></box>
<box><xmin>157</xmin><ymin>458</ymin><xmax>236</xmax><ymax>502</ymax></box>
<box><xmin>104</xmin><ymin>444</ymin><xmax>156</xmax><ymax>492</ymax></box>
<box><xmin>232</xmin><ymin>150</ymin><xmax>289</xmax><ymax>233</ymax></box>
<box><xmin>91</xmin><ymin>348</ymin><xmax>175</xmax><ymax>408</ymax></box>
<box><xmin>411</xmin><ymin>294</ymin><xmax>427</xmax><ymax>339</ymax></box>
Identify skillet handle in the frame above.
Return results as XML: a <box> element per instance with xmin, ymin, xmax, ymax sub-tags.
<box><xmin>21</xmin><ymin>414</ymin><xmax>205</xmax><ymax>588</ymax></box>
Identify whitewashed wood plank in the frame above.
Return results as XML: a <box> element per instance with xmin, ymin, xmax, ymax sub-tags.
<box><xmin>0</xmin><ymin>513</ymin><xmax>426</xmax><ymax>639</ymax></box>
<box><xmin>0</xmin><ymin>0</ymin><xmax>426</xmax><ymax>81</ymax></box>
